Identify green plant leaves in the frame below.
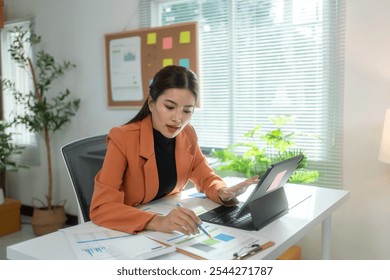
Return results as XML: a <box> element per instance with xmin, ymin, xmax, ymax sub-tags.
<box><xmin>3</xmin><ymin>25</ymin><xmax>80</xmax><ymax>137</ymax></box>
<box><xmin>212</xmin><ymin>115</ymin><xmax>320</xmax><ymax>184</ymax></box>
<box><xmin>0</xmin><ymin>121</ymin><xmax>26</xmax><ymax>174</ymax></box>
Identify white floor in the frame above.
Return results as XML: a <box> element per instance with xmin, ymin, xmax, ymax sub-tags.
<box><xmin>0</xmin><ymin>216</ymin><xmax>36</xmax><ymax>260</ymax></box>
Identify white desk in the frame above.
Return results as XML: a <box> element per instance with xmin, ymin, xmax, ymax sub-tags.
<box><xmin>7</xmin><ymin>184</ymin><xmax>349</xmax><ymax>260</ymax></box>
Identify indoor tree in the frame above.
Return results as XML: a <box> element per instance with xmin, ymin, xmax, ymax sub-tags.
<box><xmin>2</xmin><ymin>25</ymin><xmax>80</xmax><ymax>210</ymax></box>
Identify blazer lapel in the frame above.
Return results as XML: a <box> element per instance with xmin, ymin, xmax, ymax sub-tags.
<box><xmin>175</xmin><ymin>131</ymin><xmax>194</xmax><ymax>189</ymax></box>
<box><xmin>139</xmin><ymin>116</ymin><xmax>159</xmax><ymax>203</ymax></box>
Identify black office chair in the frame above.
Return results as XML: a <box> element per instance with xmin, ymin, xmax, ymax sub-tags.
<box><xmin>61</xmin><ymin>134</ymin><xmax>107</xmax><ymax>223</ymax></box>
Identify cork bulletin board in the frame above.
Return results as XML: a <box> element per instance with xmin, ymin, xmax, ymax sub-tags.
<box><xmin>105</xmin><ymin>22</ymin><xmax>198</xmax><ymax>107</ymax></box>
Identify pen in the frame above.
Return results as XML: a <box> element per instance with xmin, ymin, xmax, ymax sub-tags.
<box><xmin>176</xmin><ymin>203</ymin><xmax>212</xmax><ymax>238</ymax></box>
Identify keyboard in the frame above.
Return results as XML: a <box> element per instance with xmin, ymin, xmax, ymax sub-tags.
<box><xmin>200</xmin><ymin>204</ymin><xmax>252</xmax><ymax>227</ymax></box>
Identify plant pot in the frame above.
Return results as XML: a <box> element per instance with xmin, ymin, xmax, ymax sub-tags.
<box><xmin>31</xmin><ymin>205</ymin><xmax>67</xmax><ymax>236</ymax></box>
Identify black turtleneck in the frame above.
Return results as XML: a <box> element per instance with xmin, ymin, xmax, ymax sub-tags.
<box><xmin>153</xmin><ymin>128</ymin><xmax>177</xmax><ymax>201</ymax></box>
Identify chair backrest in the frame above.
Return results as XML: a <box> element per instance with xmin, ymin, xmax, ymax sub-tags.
<box><xmin>61</xmin><ymin>134</ymin><xmax>107</xmax><ymax>223</ymax></box>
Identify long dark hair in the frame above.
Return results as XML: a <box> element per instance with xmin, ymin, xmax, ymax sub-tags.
<box><xmin>126</xmin><ymin>65</ymin><xmax>199</xmax><ymax>124</ymax></box>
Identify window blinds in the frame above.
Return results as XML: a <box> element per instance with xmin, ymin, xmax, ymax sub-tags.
<box><xmin>1</xmin><ymin>20</ymin><xmax>40</xmax><ymax>166</ymax></box>
<box><xmin>143</xmin><ymin>0</ymin><xmax>345</xmax><ymax>188</ymax></box>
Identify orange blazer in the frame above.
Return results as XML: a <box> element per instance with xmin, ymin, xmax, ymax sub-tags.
<box><xmin>90</xmin><ymin>115</ymin><xmax>227</xmax><ymax>233</ymax></box>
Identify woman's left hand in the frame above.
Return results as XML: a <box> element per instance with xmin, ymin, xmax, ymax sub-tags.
<box><xmin>218</xmin><ymin>175</ymin><xmax>259</xmax><ymax>203</ymax></box>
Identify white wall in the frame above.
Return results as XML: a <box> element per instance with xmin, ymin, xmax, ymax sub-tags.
<box><xmin>4</xmin><ymin>0</ymin><xmax>141</xmax><ymax>217</ymax></box>
<box><xmin>341</xmin><ymin>0</ymin><xmax>390</xmax><ymax>259</ymax></box>
<box><xmin>4</xmin><ymin>0</ymin><xmax>390</xmax><ymax>259</ymax></box>
<box><xmin>298</xmin><ymin>0</ymin><xmax>390</xmax><ymax>259</ymax></box>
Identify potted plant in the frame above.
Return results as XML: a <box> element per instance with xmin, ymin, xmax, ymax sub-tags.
<box><xmin>2</xmin><ymin>25</ymin><xmax>80</xmax><ymax>235</ymax></box>
<box><xmin>212</xmin><ymin>115</ymin><xmax>320</xmax><ymax>183</ymax></box>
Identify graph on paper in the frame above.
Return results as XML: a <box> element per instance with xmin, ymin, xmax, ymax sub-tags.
<box><xmin>61</xmin><ymin>224</ymin><xmax>175</xmax><ymax>260</ymax></box>
<box><xmin>147</xmin><ymin>223</ymin><xmax>267</xmax><ymax>260</ymax></box>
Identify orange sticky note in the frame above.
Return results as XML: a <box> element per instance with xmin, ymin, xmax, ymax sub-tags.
<box><xmin>179</xmin><ymin>31</ymin><xmax>191</xmax><ymax>44</ymax></box>
<box><xmin>147</xmin><ymin>32</ymin><xmax>157</xmax><ymax>45</ymax></box>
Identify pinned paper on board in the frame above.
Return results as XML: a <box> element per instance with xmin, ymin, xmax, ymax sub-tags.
<box><xmin>179</xmin><ymin>58</ymin><xmax>190</xmax><ymax>68</ymax></box>
<box><xmin>163</xmin><ymin>58</ymin><xmax>174</xmax><ymax>67</ymax></box>
<box><xmin>147</xmin><ymin>32</ymin><xmax>157</xmax><ymax>45</ymax></box>
<box><xmin>105</xmin><ymin>22</ymin><xmax>198</xmax><ymax>107</ymax></box>
<box><xmin>109</xmin><ymin>36</ymin><xmax>143</xmax><ymax>102</ymax></box>
<box><xmin>179</xmin><ymin>31</ymin><xmax>191</xmax><ymax>44</ymax></box>
<box><xmin>163</xmin><ymin>37</ymin><xmax>173</xmax><ymax>49</ymax></box>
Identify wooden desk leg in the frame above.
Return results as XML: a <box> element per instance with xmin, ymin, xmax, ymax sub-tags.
<box><xmin>321</xmin><ymin>216</ymin><xmax>331</xmax><ymax>259</ymax></box>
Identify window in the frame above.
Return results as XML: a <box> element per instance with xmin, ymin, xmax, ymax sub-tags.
<box><xmin>143</xmin><ymin>0</ymin><xmax>345</xmax><ymax>188</ymax></box>
<box><xmin>1</xmin><ymin>20</ymin><xmax>39</xmax><ymax>165</ymax></box>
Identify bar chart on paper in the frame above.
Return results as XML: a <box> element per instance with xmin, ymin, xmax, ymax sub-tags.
<box><xmin>61</xmin><ymin>224</ymin><xmax>175</xmax><ymax>260</ymax></box>
<box><xmin>70</xmin><ymin>229</ymin><xmax>129</xmax><ymax>259</ymax></box>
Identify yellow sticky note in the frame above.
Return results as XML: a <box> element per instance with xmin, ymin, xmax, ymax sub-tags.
<box><xmin>179</xmin><ymin>31</ymin><xmax>191</xmax><ymax>44</ymax></box>
<box><xmin>147</xmin><ymin>32</ymin><xmax>157</xmax><ymax>45</ymax></box>
<box><xmin>163</xmin><ymin>58</ymin><xmax>173</xmax><ymax>67</ymax></box>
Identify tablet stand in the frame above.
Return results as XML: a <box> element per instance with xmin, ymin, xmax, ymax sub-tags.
<box><xmin>247</xmin><ymin>187</ymin><xmax>289</xmax><ymax>230</ymax></box>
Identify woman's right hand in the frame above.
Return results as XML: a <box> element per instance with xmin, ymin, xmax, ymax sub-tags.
<box><xmin>145</xmin><ymin>206</ymin><xmax>200</xmax><ymax>235</ymax></box>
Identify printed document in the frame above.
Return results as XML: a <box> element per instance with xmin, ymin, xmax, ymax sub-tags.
<box><xmin>61</xmin><ymin>223</ymin><xmax>175</xmax><ymax>260</ymax></box>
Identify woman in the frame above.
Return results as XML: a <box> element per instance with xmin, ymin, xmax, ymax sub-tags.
<box><xmin>90</xmin><ymin>65</ymin><xmax>258</xmax><ymax>235</ymax></box>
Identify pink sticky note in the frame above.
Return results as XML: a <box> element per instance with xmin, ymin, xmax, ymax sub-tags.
<box><xmin>163</xmin><ymin>37</ymin><xmax>173</xmax><ymax>49</ymax></box>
